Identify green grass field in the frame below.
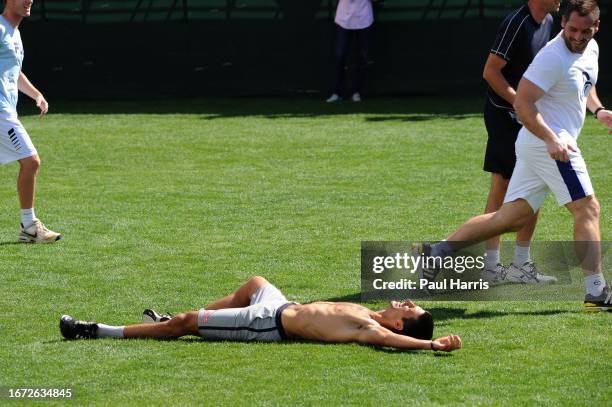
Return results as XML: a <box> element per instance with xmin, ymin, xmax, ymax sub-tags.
<box><xmin>0</xmin><ymin>98</ymin><xmax>610</xmax><ymax>406</ymax></box>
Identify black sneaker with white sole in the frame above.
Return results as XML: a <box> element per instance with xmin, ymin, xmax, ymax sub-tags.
<box><xmin>60</xmin><ymin>315</ymin><xmax>99</xmax><ymax>339</ymax></box>
<box><xmin>584</xmin><ymin>285</ymin><xmax>612</xmax><ymax>312</ymax></box>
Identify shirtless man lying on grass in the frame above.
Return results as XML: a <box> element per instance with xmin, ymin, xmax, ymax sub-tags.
<box><xmin>60</xmin><ymin>276</ymin><xmax>462</xmax><ymax>352</ymax></box>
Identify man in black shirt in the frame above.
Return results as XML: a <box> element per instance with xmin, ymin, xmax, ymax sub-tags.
<box><xmin>481</xmin><ymin>0</ymin><xmax>560</xmax><ymax>284</ymax></box>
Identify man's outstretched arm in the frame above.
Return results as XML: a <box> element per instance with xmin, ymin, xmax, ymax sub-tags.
<box><xmin>355</xmin><ymin>325</ymin><xmax>462</xmax><ymax>352</ymax></box>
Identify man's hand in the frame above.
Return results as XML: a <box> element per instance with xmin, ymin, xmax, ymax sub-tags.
<box><xmin>546</xmin><ymin>137</ymin><xmax>576</xmax><ymax>163</ymax></box>
<box><xmin>596</xmin><ymin>109</ymin><xmax>612</xmax><ymax>134</ymax></box>
<box><xmin>36</xmin><ymin>94</ymin><xmax>48</xmax><ymax>116</ymax></box>
<box><xmin>431</xmin><ymin>335</ymin><xmax>462</xmax><ymax>352</ymax></box>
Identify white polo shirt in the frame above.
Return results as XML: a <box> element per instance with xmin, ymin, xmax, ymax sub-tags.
<box><xmin>335</xmin><ymin>0</ymin><xmax>373</xmax><ymax>30</ymax></box>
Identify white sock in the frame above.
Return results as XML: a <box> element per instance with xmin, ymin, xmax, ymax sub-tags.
<box><xmin>513</xmin><ymin>245</ymin><xmax>531</xmax><ymax>266</ymax></box>
<box><xmin>21</xmin><ymin>208</ymin><xmax>36</xmax><ymax>226</ymax></box>
<box><xmin>584</xmin><ymin>273</ymin><xmax>606</xmax><ymax>297</ymax></box>
<box><xmin>97</xmin><ymin>324</ymin><xmax>125</xmax><ymax>339</ymax></box>
<box><xmin>485</xmin><ymin>249</ymin><xmax>500</xmax><ymax>269</ymax></box>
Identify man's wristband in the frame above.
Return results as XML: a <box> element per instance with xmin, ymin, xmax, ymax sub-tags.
<box><xmin>430</xmin><ymin>341</ymin><xmax>435</xmax><ymax>351</ymax></box>
<box><xmin>594</xmin><ymin>107</ymin><xmax>606</xmax><ymax>119</ymax></box>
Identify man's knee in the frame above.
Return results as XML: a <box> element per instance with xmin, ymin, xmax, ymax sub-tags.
<box><xmin>572</xmin><ymin>197</ymin><xmax>600</xmax><ymax>223</ymax></box>
<box><xmin>248</xmin><ymin>276</ymin><xmax>268</xmax><ymax>290</ymax></box>
<box><xmin>19</xmin><ymin>155</ymin><xmax>41</xmax><ymax>173</ymax></box>
<box><xmin>166</xmin><ymin>313</ymin><xmax>196</xmax><ymax>337</ymax></box>
<box><xmin>491</xmin><ymin>200</ymin><xmax>534</xmax><ymax>233</ymax></box>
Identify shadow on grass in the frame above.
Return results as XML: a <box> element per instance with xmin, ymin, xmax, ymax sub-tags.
<box><xmin>19</xmin><ymin>97</ymin><xmax>483</xmax><ymax>121</ymax></box>
<box><xmin>427</xmin><ymin>307</ymin><xmax>577</xmax><ymax>323</ymax></box>
<box><xmin>365</xmin><ymin>114</ymin><xmax>480</xmax><ymax>122</ymax></box>
<box><xmin>52</xmin><ymin>337</ymin><xmax>451</xmax><ymax>355</ymax></box>
<box><xmin>0</xmin><ymin>241</ymin><xmax>24</xmax><ymax>246</ymax></box>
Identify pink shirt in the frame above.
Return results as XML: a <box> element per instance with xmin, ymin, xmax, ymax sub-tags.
<box><xmin>334</xmin><ymin>0</ymin><xmax>373</xmax><ymax>30</ymax></box>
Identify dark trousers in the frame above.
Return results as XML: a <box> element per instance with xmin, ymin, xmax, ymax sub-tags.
<box><xmin>333</xmin><ymin>25</ymin><xmax>370</xmax><ymax>96</ymax></box>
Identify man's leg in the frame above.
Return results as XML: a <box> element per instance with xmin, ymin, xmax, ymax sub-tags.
<box><xmin>142</xmin><ymin>276</ymin><xmax>272</xmax><ymax>326</ymax></box>
<box><xmin>17</xmin><ymin>154</ymin><xmax>61</xmax><ymax>243</ymax></box>
<box><xmin>60</xmin><ymin>312</ymin><xmax>200</xmax><ymax>340</ymax></box>
<box><xmin>17</xmin><ymin>155</ymin><xmax>40</xmax><ymax>212</ymax></box>
<box><xmin>333</xmin><ymin>26</ymin><xmax>350</xmax><ymax>96</ymax></box>
<box><xmin>416</xmin><ymin>200</ymin><xmax>533</xmax><ymax>283</ymax></box>
<box><xmin>565</xmin><ymin>195</ymin><xmax>610</xmax><ymax>311</ymax></box>
<box><xmin>482</xmin><ymin>172</ymin><xmax>554</xmax><ymax>283</ymax></box>
<box><xmin>514</xmin><ymin>210</ymin><xmax>539</xmax><ymax>259</ymax></box>
<box><xmin>483</xmin><ymin>173</ymin><xmax>510</xmax><ymax>267</ymax></box>
<box><xmin>444</xmin><ymin>199</ymin><xmax>534</xmax><ymax>249</ymax></box>
<box><xmin>352</xmin><ymin>26</ymin><xmax>369</xmax><ymax>98</ymax></box>
<box><xmin>205</xmin><ymin>276</ymin><xmax>269</xmax><ymax>310</ymax></box>
<box><xmin>566</xmin><ymin>196</ymin><xmax>601</xmax><ymax>276</ymax></box>
<box><xmin>123</xmin><ymin>312</ymin><xmax>200</xmax><ymax>339</ymax></box>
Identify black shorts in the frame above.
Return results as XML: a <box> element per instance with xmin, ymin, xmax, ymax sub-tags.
<box><xmin>483</xmin><ymin>99</ymin><xmax>522</xmax><ymax>179</ymax></box>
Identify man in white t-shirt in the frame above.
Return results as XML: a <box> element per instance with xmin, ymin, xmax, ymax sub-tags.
<box><xmin>326</xmin><ymin>0</ymin><xmax>375</xmax><ymax>103</ymax></box>
<box><xmin>0</xmin><ymin>0</ymin><xmax>61</xmax><ymax>243</ymax></box>
<box><xmin>415</xmin><ymin>0</ymin><xmax>611</xmax><ymax>311</ymax></box>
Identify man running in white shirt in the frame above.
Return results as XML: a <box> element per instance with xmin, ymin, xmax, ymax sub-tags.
<box><xmin>0</xmin><ymin>0</ymin><xmax>61</xmax><ymax>243</ymax></box>
<box><xmin>418</xmin><ymin>0</ymin><xmax>611</xmax><ymax>311</ymax></box>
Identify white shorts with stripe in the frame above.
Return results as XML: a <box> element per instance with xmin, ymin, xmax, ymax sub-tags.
<box><xmin>197</xmin><ymin>283</ymin><xmax>296</xmax><ymax>342</ymax></box>
<box><xmin>0</xmin><ymin>113</ymin><xmax>37</xmax><ymax>164</ymax></box>
<box><xmin>504</xmin><ymin>142</ymin><xmax>593</xmax><ymax>211</ymax></box>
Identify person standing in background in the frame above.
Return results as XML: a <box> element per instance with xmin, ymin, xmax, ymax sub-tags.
<box><xmin>326</xmin><ymin>0</ymin><xmax>375</xmax><ymax>103</ymax></box>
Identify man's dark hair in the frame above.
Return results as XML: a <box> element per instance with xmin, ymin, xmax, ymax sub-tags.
<box><xmin>400</xmin><ymin>311</ymin><xmax>434</xmax><ymax>340</ymax></box>
<box><xmin>564</xmin><ymin>0</ymin><xmax>600</xmax><ymax>21</ymax></box>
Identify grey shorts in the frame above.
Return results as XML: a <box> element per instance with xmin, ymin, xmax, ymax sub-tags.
<box><xmin>197</xmin><ymin>283</ymin><xmax>296</xmax><ymax>342</ymax></box>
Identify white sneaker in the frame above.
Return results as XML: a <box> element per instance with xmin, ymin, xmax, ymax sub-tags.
<box><xmin>481</xmin><ymin>263</ymin><xmax>509</xmax><ymax>286</ymax></box>
<box><xmin>326</xmin><ymin>94</ymin><xmax>342</xmax><ymax>103</ymax></box>
<box><xmin>505</xmin><ymin>261</ymin><xmax>557</xmax><ymax>284</ymax></box>
<box><xmin>19</xmin><ymin>219</ymin><xmax>62</xmax><ymax>243</ymax></box>
<box><xmin>351</xmin><ymin>92</ymin><xmax>361</xmax><ymax>102</ymax></box>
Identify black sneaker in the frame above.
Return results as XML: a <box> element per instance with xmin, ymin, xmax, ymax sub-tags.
<box><xmin>584</xmin><ymin>285</ymin><xmax>612</xmax><ymax>312</ymax></box>
<box><xmin>142</xmin><ymin>309</ymin><xmax>172</xmax><ymax>323</ymax></box>
<box><xmin>60</xmin><ymin>315</ymin><xmax>99</xmax><ymax>339</ymax></box>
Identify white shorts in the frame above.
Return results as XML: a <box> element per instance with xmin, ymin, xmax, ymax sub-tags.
<box><xmin>504</xmin><ymin>143</ymin><xmax>593</xmax><ymax>211</ymax></box>
<box><xmin>0</xmin><ymin>114</ymin><xmax>37</xmax><ymax>164</ymax></box>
